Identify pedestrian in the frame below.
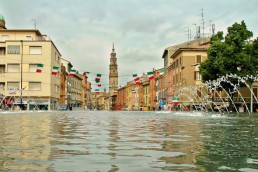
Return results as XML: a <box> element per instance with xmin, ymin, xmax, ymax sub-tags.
<box><xmin>69</xmin><ymin>104</ymin><xmax>72</xmax><ymax>111</ymax></box>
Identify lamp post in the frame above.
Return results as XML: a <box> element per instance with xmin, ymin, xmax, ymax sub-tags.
<box><xmin>20</xmin><ymin>40</ymin><xmax>23</xmax><ymax>110</ymax></box>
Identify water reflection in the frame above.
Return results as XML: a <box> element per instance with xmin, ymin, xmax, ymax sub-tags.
<box><xmin>0</xmin><ymin>111</ymin><xmax>257</xmax><ymax>171</ymax></box>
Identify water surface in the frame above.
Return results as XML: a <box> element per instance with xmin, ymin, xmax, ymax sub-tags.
<box><xmin>0</xmin><ymin>111</ymin><xmax>258</xmax><ymax>171</ymax></box>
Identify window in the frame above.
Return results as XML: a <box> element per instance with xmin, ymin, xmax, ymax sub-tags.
<box><xmin>29</xmin><ymin>82</ymin><xmax>41</xmax><ymax>91</ymax></box>
<box><xmin>194</xmin><ymin>71</ymin><xmax>201</xmax><ymax>80</ymax></box>
<box><xmin>29</xmin><ymin>46</ymin><xmax>42</xmax><ymax>54</ymax></box>
<box><xmin>7</xmin><ymin>82</ymin><xmax>19</xmax><ymax>94</ymax></box>
<box><xmin>196</xmin><ymin>55</ymin><xmax>202</xmax><ymax>63</ymax></box>
<box><xmin>0</xmin><ymin>65</ymin><xmax>5</xmax><ymax>73</ymax></box>
<box><xmin>55</xmin><ymin>85</ymin><xmax>59</xmax><ymax>93</ymax></box>
<box><xmin>29</xmin><ymin>64</ymin><xmax>37</xmax><ymax>72</ymax></box>
<box><xmin>7</xmin><ymin>64</ymin><xmax>20</xmax><ymax>72</ymax></box>
<box><xmin>26</xmin><ymin>36</ymin><xmax>33</xmax><ymax>40</ymax></box>
<box><xmin>7</xmin><ymin>82</ymin><xmax>19</xmax><ymax>88</ymax></box>
<box><xmin>1</xmin><ymin>35</ymin><xmax>10</xmax><ymax>41</ymax></box>
<box><xmin>0</xmin><ymin>82</ymin><xmax>5</xmax><ymax>90</ymax></box>
<box><xmin>7</xmin><ymin>45</ymin><xmax>20</xmax><ymax>54</ymax></box>
<box><xmin>197</xmin><ymin>89</ymin><xmax>202</xmax><ymax>97</ymax></box>
<box><xmin>0</xmin><ymin>47</ymin><xmax>6</xmax><ymax>55</ymax></box>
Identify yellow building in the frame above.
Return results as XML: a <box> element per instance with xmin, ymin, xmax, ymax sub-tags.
<box><xmin>60</xmin><ymin>58</ymin><xmax>73</xmax><ymax>105</ymax></box>
<box><xmin>0</xmin><ymin>17</ymin><xmax>61</xmax><ymax>110</ymax></box>
<box><xmin>169</xmin><ymin>40</ymin><xmax>210</xmax><ymax>110</ymax></box>
<box><xmin>70</xmin><ymin>73</ymin><xmax>83</xmax><ymax>107</ymax></box>
<box><xmin>142</xmin><ymin>75</ymin><xmax>150</xmax><ymax>111</ymax></box>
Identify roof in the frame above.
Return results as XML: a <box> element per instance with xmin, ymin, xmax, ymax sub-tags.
<box><xmin>0</xmin><ymin>29</ymin><xmax>42</xmax><ymax>36</ymax></box>
<box><xmin>162</xmin><ymin>37</ymin><xmax>210</xmax><ymax>58</ymax></box>
<box><xmin>171</xmin><ymin>47</ymin><xmax>209</xmax><ymax>58</ymax></box>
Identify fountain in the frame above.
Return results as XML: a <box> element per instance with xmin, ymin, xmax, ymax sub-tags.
<box><xmin>173</xmin><ymin>74</ymin><xmax>258</xmax><ymax>114</ymax></box>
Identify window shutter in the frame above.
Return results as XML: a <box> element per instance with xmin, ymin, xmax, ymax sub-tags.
<box><xmin>196</xmin><ymin>55</ymin><xmax>201</xmax><ymax>63</ymax></box>
<box><xmin>7</xmin><ymin>64</ymin><xmax>20</xmax><ymax>72</ymax></box>
<box><xmin>29</xmin><ymin>46</ymin><xmax>42</xmax><ymax>54</ymax></box>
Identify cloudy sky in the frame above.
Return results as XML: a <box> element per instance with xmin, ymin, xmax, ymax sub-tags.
<box><xmin>1</xmin><ymin>0</ymin><xmax>258</xmax><ymax>87</ymax></box>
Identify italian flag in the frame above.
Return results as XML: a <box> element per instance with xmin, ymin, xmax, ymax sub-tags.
<box><xmin>172</xmin><ymin>97</ymin><xmax>179</xmax><ymax>105</ymax></box>
<box><xmin>132</xmin><ymin>89</ymin><xmax>136</xmax><ymax>93</ymax></box>
<box><xmin>69</xmin><ymin>69</ymin><xmax>76</xmax><ymax>76</ymax></box>
<box><xmin>114</xmin><ymin>89</ymin><xmax>118</xmax><ymax>93</ymax></box>
<box><xmin>134</xmin><ymin>77</ymin><xmax>141</xmax><ymax>85</ymax></box>
<box><xmin>132</xmin><ymin>74</ymin><xmax>140</xmax><ymax>85</ymax></box>
<box><xmin>179</xmin><ymin>65</ymin><xmax>185</xmax><ymax>70</ymax></box>
<box><xmin>83</xmin><ymin>71</ymin><xmax>90</xmax><ymax>76</ymax></box>
<box><xmin>147</xmin><ymin>71</ymin><xmax>154</xmax><ymax>80</ymax></box>
<box><xmin>95</xmin><ymin>73</ymin><xmax>101</xmax><ymax>83</ymax></box>
<box><xmin>52</xmin><ymin>66</ymin><xmax>59</xmax><ymax>75</ymax></box>
<box><xmin>95</xmin><ymin>89</ymin><xmax>100</xmax><ymax>94</ymax></box>
<box><xmin>159</xmin><ymin>69</ymin><xmax>166</xmax><ymax>76</ymax></box>
<box><xmin>191</xmin><ymin>63</ymin><xmax>199</xmax><ymax>67</ymax></box>
<box><xmin>36</xmin><ymin>64</ymin><xmax>43</xmax><ymax>73</ymax></box>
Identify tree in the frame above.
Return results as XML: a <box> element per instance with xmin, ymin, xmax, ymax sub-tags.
<box><xmin>199</xmin><ymin>21</ymin><xmax>258</xmax><ymax>111</ymax></box>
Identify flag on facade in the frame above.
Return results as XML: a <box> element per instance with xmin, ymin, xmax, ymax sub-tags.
<box><xmin>159</xmin><ymin>69</ymin><xmax>166</xmax><ymax>76</ymax></box>
<box><xmin>179</xmin><ymin>65</ymin><xmax>185</xmax><ymax>70</ymax></box>
<box><xmin>114</xmin><ymin>89</ymin><xmax>118</xmax><ymax>93</ymax></box>
<box><xmin>36</xmin><ymin>64</ymin><xmax>43</xmax><ymax>73</ymax></box>
<box><xmin>134</xmin><ymin>77</ymin><xmax>141</xmax><ymax>85</ymax></box>
<box><xmin>191</xmin><ymin>63</ymin><xmax>199</xmax><ymax>67</ymax></box>
<box><xmin>132</xmin><ymin>89</ymin><xmax>136</xmax><ymax>93</ymax></box>
<box><xmin>132</xmin><ymin>74</ymin><xmax>138</xmax><ymax>78</ymax></box>
<box><xmin>83</xmin><ymin>71</ymin><xmax>90</xmax><ymax>76</ymax></box>
<box><xmin>133</xmin><ymin>74</ymin><xmax>140</xmax><ymax>85</ymax></box>
<box><xmin>97</xmin><ymin>84</ymin><xmax>101</xmax><ymax>87</ymax></box>
<box><xmin>52</xmin><ymin>66</ymin><xmax>59</xmax><ymax>75</ymax></box>
<box><xmin>69</xmin><ymin>69</ymin><xmax>76</xmax><ymax>76</ymax></box>
<box><xmin>147</xmin><ymin>71</ymin><xmax>154</xmax><ymax>80</ymax></box>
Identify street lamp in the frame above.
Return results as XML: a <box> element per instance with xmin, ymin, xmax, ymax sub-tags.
<box><xmin>20</xmin><ymin>40</ymin><xmax>23</xmax><ymax>110</ymax></box>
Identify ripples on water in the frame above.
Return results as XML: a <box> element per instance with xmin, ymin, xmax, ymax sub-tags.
<box><xmin>0</xmin><ymin>111</ymin><xmax>258</xmax><ymax>171</ymax></box>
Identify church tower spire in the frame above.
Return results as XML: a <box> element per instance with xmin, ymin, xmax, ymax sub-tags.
<box><xmin>109</xmin><ymin>43</ymin><xmax>118</xmax><ymax>96</ymax></box>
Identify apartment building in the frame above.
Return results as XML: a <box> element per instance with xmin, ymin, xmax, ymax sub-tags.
<box><xmin>115</xmin><ymin>86</ymin><xmax>126</xmax><ymax>110</ymax></box>
<box><xmin>70</xmin><ymin>73</ymin><xmax>83</xmax><ymax>107</ymax></box>
<box><xmin>60</xmin><ymin>58</ymin><xmax>73</xmax><ymax>105</ymax></box>
<box><xmin>169</xmin><ymin>41</ymin><xmax>210</xmax><ymax>110</ymax></box>
<box><xmin>0</xmin><ymin>17</ymin><xmax>61</xmax><ymax>110</ymax></box>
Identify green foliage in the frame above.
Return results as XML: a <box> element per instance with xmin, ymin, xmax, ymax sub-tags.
<box><xmin>200</xmin><ymin>21</ymin><xmax>258</xmax><ymax>85</ymax></box>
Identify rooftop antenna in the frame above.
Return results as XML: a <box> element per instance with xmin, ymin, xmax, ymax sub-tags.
<box><xmin>197</xmin><ymin>26</ymin><xmax>201</xmax><ymax>38</ymax></box>
<box><xmin>212</xmin><ymin>24</ymin><xmax>215</xmax><ymax>36</ymax></box>
<box><xmin>208</xmin><ymin>20</ymin><xmax>212</xmax><ymax>37</ymax></box>
<box><xmin>193</xmin><ymin>23</ymin><xmax>197</xmax><ymax>39</ymax></box>
<box><xmin>201</xmin><ymin>8</ymin><xmax>205</xmax><ymax>37</ymax></box>
<box><xmin>33</xmin><ymin>19</ymin><xmax>37</xmax><ymax>29</ymax></box>
<box><xmin>185</xmin><ymin>27</ymin><xmax>191</xmax><ymax>43</ymax></box>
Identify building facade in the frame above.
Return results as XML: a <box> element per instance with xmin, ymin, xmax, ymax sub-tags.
<box><xmin>0</xmin><ymin>17</ymin><xmax>61</xmax><ymax>110</ymax></box>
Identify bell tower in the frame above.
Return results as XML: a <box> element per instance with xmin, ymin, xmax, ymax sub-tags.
<box><xmin>109</xmin><ymin>43</ymin><xmax>118</xmax><ymax>95</ymax></box>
